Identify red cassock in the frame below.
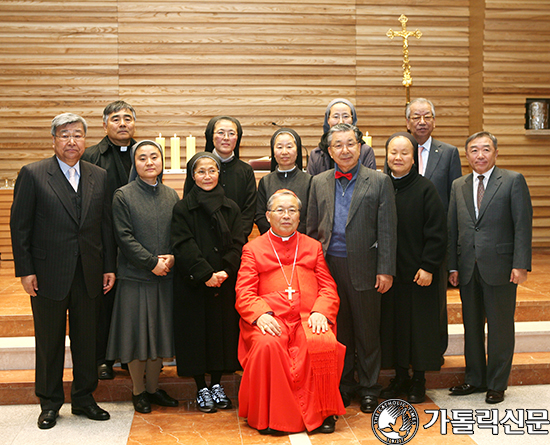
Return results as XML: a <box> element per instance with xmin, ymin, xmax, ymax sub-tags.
<box><xmin>235</xmin><ymin>230</ymin><xmax>346</xmax><ymax>433</ymax></box>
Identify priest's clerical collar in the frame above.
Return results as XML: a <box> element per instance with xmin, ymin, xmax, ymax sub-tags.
<box><xmin>213</xmin><ymin>149</ymin><xmax>234</xmax><ymax>163</ymax></box>
<box><xmin>120</xmin><ymin>146</ymin><xmax>128</xmax><ymax>152</ymax></box>
<box><xmin>269</xmin><ymin>228</ymin><xmax>297</xmax><ymax>242</ymax></box>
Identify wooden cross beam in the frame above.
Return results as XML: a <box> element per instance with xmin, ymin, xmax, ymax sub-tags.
<box><xmin>387</xmin><ymin>14</ymin><xmax>422</xmax><ymax>104</ymax></box>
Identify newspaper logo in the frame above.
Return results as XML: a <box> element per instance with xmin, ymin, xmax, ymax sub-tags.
<box><xmin>372</xmin><ymin>399</ymin><xmax>419</xmax><ymax>444</ymax></box>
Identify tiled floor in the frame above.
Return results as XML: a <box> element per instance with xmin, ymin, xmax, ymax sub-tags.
<box><xmin>2</xmin><ymin>249</ymin><xmax>550</xmax><ymax>444</ymax></box>
<box><xmin>3</xmin><ymin>386</ymin><xmax>549</xmax><ymax>445</ymax></box>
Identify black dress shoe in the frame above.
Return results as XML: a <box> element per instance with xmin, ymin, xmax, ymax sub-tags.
<box><xmin>407</xmin><ymin>378</ymin><xmax>426</xmax><ymax>404</ymax></box>
<box><xmin>380</xmin><ymin>377</ymin><xmax>411</xmax><ymax>399</ymax></box>
<box><xmin>132</xmin><ymin>391</ymin><xmax>152</xmax><ymax>413</ymax></box>
<box><xmin>360</xmin><ymin>395</ymin><xmax>378</xmax><ymax>413</ymax></box>
<box><xmin>340</xmin><ymin>391</ymin><xmax>352</xmax><ymax>407</ymax></box>
<box><xmin>98</xmin><ymin>363</ymin><xmax>114</xmax><ymax>380</ymax></box>
<box><xmin>449</xmin><ymin>383</ymin><xmax>487</xmax><ymax>396</ymax></box>
<box><xmin>38</xmin><ymin>409</ymin><xmax>58</xmax><ymax>429</ymax></box>
<box><xmin>72</xmin><ymin>403</ymin><xmax>110</xmax><ymax>420</ymax></box>
<box><xmin>313</xmin><ymin>415</ymin><xmax>337</xmax><ymax>434</ymax></box>
<box><xmin>486</xmin><ymin>389</ymin><xmax>505</xmax><ymax>404</ymax></box>
<box><xmin>258</xmin><ymin>427</ymin><xmax>286</xmax><ymax>436</ymax></box>
<box><xmin>147</xmin><ymin>389</ymin><xmax>178</xmax><ymax>407</ymax></box>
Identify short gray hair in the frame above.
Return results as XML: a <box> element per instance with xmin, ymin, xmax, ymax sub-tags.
<box><xmin>102</xmin><ymin>100</ymin><xmax>136</xmax><ymax>124</ymax></box>
<box><xmin>405</xmin><ymin>98</ymin><xmax>436</xmax><ymax>119</ymax></box>
<box><xmin>327</xmin><ymin>123</ymin><xmax>362</xmax><ymax>146</ymax></box>
<box><xmin>465</xmin><ymin>131</ymin><xmax>498</xmax><ymax>151</ymax></box>
<box><xmin>51</xmin><ymin>113</ymin><xmax>87</xmax><ymax>136</ymax></box>
<box><xmin>267</xmin><ymin>189</ymin><xmax>302</xmax><ymax>211</ymax></box>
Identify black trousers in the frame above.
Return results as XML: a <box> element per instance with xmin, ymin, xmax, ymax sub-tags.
<box><xmin>31</xmin><ymin>259</ymin><xmax>98</xmax><ymax>411</ymax></box>
<box><xmin>460</xmin><ymin>263</ymin><xmax>517</xmax><ymax>391</ymax></box>
<box><xmin>326</xmin><ymin>255</ymin><xmax>382</xmax><ymax>397</ymax></box>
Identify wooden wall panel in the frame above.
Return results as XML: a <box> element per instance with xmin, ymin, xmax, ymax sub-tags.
<box><xmin>356</xmin><ymin>1</ymin><xmax>470</xmax><ymax>163</ymax></box>
<box><xmin>483</xmin><ymin>0</ymin><xmax>550</xmax><ymax>245</ymax></box>
<box><xmin>117</xmin><ymin>0</ymin><xmax>357</xmax><ymax>166</ymax></box>
<box><xmin>1</xmin><ymin>1</ymin><xmax>550</xmax><ymax>246</ymax></box>
<box><xmin>0</xmin><ymin>0</ymin><xmax>119</xmax><ymax>179</ymax></box>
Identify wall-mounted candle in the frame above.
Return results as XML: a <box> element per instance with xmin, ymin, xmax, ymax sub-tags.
<box><xmin>156</xmin><ymin>133</ymin><xmax>166</xmax><ymax>168</ymax></box>
<box><xmin>186</xmin><ymin>135</ymin><xmax>196</xmax><ymax>161</ymax></box>
<box><xmin>170</xmin><ymin>134</ymin><xmax>181</xmax><ymax>170</ymax></box>
<box><xmin>363</xmin><ymin>131</ymin><xmax>372</xmax><ymax>147</ymax></box>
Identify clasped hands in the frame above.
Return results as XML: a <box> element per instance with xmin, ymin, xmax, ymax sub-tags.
<box><xmin>205</xmin><ymin>271</ymin><xmax>228</xmax><ymax>288</ymax></box>
<box><xmin>256</xmin><ymin>312</ymin><xmax>329</xmax><ymax>337</ymax></box>
<box><xmin>152</xmin><ymin>254</ymin><xmax>175</xmax><ymax>277</ymax></box>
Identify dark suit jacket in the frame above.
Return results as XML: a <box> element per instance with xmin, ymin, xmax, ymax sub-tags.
<box><xmin>423</xmin><ymin>138</ymin><xmax>462</xmax><ymax>213</ymax></box>
<box><xmin>307</xmin><ymin>165</ymin><xmax>397</xmax><ymax>291</ymax></box>
<box><xmin>10</xmin><ymin>156</ymin><xmax>116</xmax><ymax>300</ymax></box>
<box><xmin>448</xmin><ymin>166</ymin><xmax>532</xmax><ymax>286</ymax></box>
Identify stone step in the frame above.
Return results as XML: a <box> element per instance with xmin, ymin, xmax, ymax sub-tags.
<box><xmin>445</xmin><ymin>320</ymin><xmax>550</xmax><ymax>356</ymax></box>
<box><xmin>2</xmin><ymin>321</ymin><xmax>549</xmax><ymax>371</ymax></box>
<box><xmin>1</xmin><ymin>353</ymin><xmax>549</xmax><ymax>406</ymax></box>
<box><xmin>2</xmin><ymin>288</ymin><xmax>550</xmax><ymax>339</ymax></box>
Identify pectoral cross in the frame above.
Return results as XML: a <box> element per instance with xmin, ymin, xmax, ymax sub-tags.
<box><xmin>387</xmin><ymin>14</ymin><xmax>422</xmax><ymax>104</ymax></box>
<box><xmin>286</xmin><ymin>285</ymin><xmax>295</xmax><ymax>301</ymax></box>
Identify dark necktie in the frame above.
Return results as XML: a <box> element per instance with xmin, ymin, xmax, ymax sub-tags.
<box><xmin>477</xmin><ymin>175</ymin><xmax>485</xmax><ymax>210</ymax></box>
<box><xmin>335</xmin><ymin>171</ymin><xmax>352</xmax><ymax>181</ymax></box>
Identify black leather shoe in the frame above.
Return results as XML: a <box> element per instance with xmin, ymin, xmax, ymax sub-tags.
<box><xmin>449</xmin><ymin>383</ymin><xmax>487</xmax><ymax>396</ymax></box>
<box><xmin>360</xmin><ymin>395</ymin><xmax>378</xmax><ymax>413</ymax></box>
<box><xmin>38</xmin><ymin>409</ymin><xmax>58</xmax><ymax>429</ymax></box>
<box><xmin>258</xmin><ymin>427</ymin><xmax>286</xmax><ymax>436</ymax></box>
<box><xmin>486</xmin><ymin>390</ymin><xmax>505</xmax><ymax>404</ymax></box>
<box><xmin>340</xmin><ymin>391</ymin><xmax>352</xmax><ymax>407</ymax></box>
<box><xmin>313</xmin><ymin>415</ymin><xmax>337</xmax><ymax>434</ymax></box>
<box><xmin>407</xmin><ymin>378</ymin><xmax>426</xmax><ymax>404</ymax></box>
<box><xmin>147</xmin><ymin>389</ymin><xmax>178</xmax><ymax>407</ymax></box>
<box><xmin>132</xmin><ymin>391</ymin><xmax>152</xmax><ymax>413</ymax></box>
<box><xmin>98</xmin><ymin>363</ymin><xmax>114</xmax><ymax>380</ymax></box>
<box><xmin>380</xmin><ymin>377</ymin><xmax>411</xmax><ymax>399</ymax></box>
<box><xmin>72</xmin><ymin>403</ymin><xmax>110</xmax><ymax>420</ymax></box>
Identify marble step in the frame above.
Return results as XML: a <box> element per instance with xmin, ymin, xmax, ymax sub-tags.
<box><xmin>2</xmin><ymin>291</ymin><xmax>550</xmax><ymax>339</ymax></box>
<box><xmin>2</xmin><ymin>321</ymin><xmax>549</xmax><ymax>371</ymax></box>
<box><xmin>1</xmin><ymin>353</ymin><xmax>549</xmax><ymax>406</ymax></box>
<box><xmin>445</xmin><ymin>320</ymin><xmax>550</xmax><ymax>356</ymax></box>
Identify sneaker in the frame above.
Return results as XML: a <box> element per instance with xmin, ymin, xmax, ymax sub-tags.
<box><xmin>196</xmin><ymin>387</ymin><xmax>217</xmax><ymax>413</ymax></box>
<box><xmin>210</xmin><ymin>383</ymin><xmax>232</xmax><ymax>409</ymax></box>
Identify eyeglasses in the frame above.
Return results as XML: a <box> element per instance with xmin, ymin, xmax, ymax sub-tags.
<box><xmin>409</xmin><ymin>115</ymin><xmax>434</xmax><ymax>123</ymax></box>
<box><xmin>270</xmin><ymin>207</ymin><xmax>299</xmax><ymax>216</ymax></box>
<box><xmin>331</xmin><ymin>142</ymin><xmax>358</xmax><ymax>150</ymax></box>
<box><xmin>55</xmin><ymin>133</ymin><xmax>84</xmax><ymax>141</ymax></box>
<box><xmin>215</xmin><ymin>130</ymin><xmax>237</xmax><ymax>138</ymax></box>
<box><xmin>194</xmin><ymin>168</ymin><xmax>219</xmax><ymax>177</ymax></box>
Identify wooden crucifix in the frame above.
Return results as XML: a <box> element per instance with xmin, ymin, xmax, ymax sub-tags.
<box><xmin>387</xmin><ymin>14</ymin><xmax>422</xmax><ymax>104</ymax></box>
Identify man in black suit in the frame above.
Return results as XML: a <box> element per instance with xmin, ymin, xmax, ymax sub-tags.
<box><xmin>10</xmin><ymin>113</ymin><xmax>116</xmax><ymax>429</ymax></box>
<box><xmin>448</xmin><ymin>131</ymin><xmax>532</xmax><ymax>404</ymax></box>
<box><xmin>406</xmin><ymin>98</ymin><xmax>463</xmax><ymax>359</ymax></box>
<box><xmin>82</xmin><ymin>100</ymin><xmax>137</xmax><ymax>380</ymax></box>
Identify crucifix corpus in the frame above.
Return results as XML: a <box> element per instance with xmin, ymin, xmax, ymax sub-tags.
<box><xmin>387</xmin><ymin>14</ymin><xmax>422</xmax><ymax>104</ymax></box>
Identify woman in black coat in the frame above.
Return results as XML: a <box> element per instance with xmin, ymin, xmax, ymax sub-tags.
<box><xmin>380</xmin><ymin>132</ymin><xmax>447</xmax><ymax>404</ymax></box>
<box><xmin>172</xmin><ymin>152</ymin><xmax>245</xmax><ymax>413</ymax></box>
<box><xmin>184</xmin><ymin>116</ymin><xmax>256</xmax><ymax>240</ymax></box>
